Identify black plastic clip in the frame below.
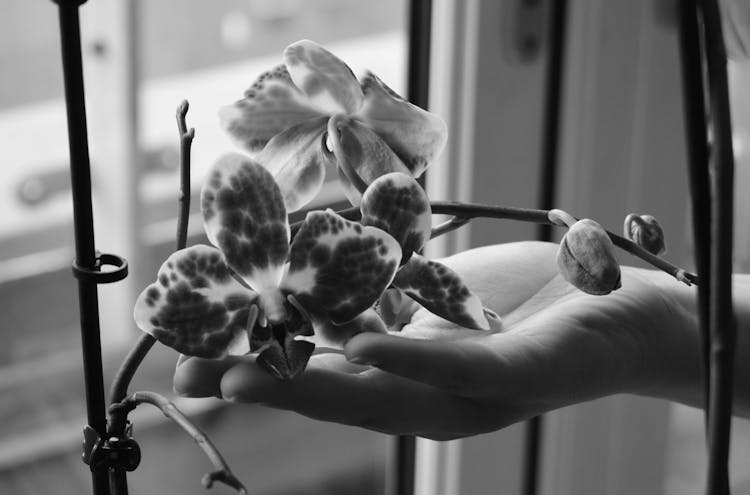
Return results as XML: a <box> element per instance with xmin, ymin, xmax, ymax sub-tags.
<box><xmin>82</xmin><ymin>424</ymin><xmax>141</xmax><ymax>472</ymax></box>
<box><xmin>72</xmin><ymin>251</ymin><xmax>128</xmax><ymax>284</ymax></box>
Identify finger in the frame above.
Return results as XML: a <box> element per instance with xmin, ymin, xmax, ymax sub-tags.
<box><xmin>343</xmin><ymin>332</ymin><xmax>506</xmax><ymax>398</ymax></box>
<box><xmin>173</xmin><ymin>355</ymin><xmax>250</xmax><ymax>398</ymax></box>
<box><xmin>173</xmin><ymin>351</ymin><xmax>363</xmax><ymax>398</ymax></box>
<box><xmin>219</xmin><ymin>359</ymin><xmax>487</xmax><ymax>437</ymax></box>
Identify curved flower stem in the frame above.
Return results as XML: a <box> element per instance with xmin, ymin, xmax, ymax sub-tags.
<box><xmin>295</xmin><ymin>201</ymin><xmax>698</xmax><ymax>285</ymax></box>
<box><xmin>118</xmin><ymin>391</ymin><xmax>248</xmax><ymax>495</ymax></box>
<box><xmin>109</xmin><ymin>333</ymin><xmax>156</xmax><ymax>406</ymax></box>
<box><xmin>108</xmin><ymin>101</ymin><xmax>194</xmax><ymax>431</ymax></box>
<box><xmin>430</xmin><ymin>216</ymin><xmax>470</xmax><ymax>239</ymax></box>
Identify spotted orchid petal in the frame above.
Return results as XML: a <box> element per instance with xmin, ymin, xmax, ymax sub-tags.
<box><xmin>393</xmin><ymin>254</ymin><xmax>490</xmax><ymax>330</ymax></box>
<box><xmin>219</xmin><ymin>64</ymin><xmax>325</xmax><ymax>155</ymax></box>
<box><xmin>309</xmin><ymin>308</ymin><xmax>387</xmax><ymax>348</ymax></box>
<box><xmin>357</xmin><ymin>72</ymin><xmax>447</xmax><ymax>177</ymax></box>
<box><xmin>283</xmin><ymin>40</ymin><xmax>364</xmax><ymax>115</ymax></box>
<box><xmin>134</xmin><ymin>245</ymin><xmax>257</xmax><ymax>358</ymax></box>
<box><xmin>255</xmin><ymin>116</ymin><xmax>332</xmax><ymax>212</ymax></box>
<box><xmin>201</xmin><ymin>153</ymin><xmax>290</xmax><ymax>291</ymax></box>
<box><xmin>280</xmin><ymin>209</ymin><xmax>401</xmax><ymax>324</ymax></box>
<box><xmin>327</xmin><ymin>114</ymin><xmax>412</xmax><ymax>206</ymax></box>
<box><xmin>360</xmin><ymin>172</ymin><xmax>431</xmax><ymax>264</ymax></box>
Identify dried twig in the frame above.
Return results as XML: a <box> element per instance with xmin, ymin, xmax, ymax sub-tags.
<box><xmin>176</xmin><ymin>100</ymin><xmax>195</xmax><ymax>251</ymax></box>
<box><xmin>109</xmin><ymin>101</ymin><xmax>195</xmax><ymax>423</ymax></box>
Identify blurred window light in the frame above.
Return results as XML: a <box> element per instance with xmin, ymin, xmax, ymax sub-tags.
<box><xmin>0</xmin><ymin>2</ymin><xmax>406</xmax><ymax>494</ymax></box>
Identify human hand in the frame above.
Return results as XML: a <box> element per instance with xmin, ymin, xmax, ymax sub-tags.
<box><xmin>173</xmin><ymin>241</ymin><xmax>700</xmax><ymax>440</ymax></box>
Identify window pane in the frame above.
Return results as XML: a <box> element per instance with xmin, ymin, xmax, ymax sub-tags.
<box><xmin>0</xmin><ymin>1</ymin><xmax>407</xmax><ymax>494</ymax></box>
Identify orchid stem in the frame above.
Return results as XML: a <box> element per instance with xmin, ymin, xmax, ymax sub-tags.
<box><xmin>119</xmin><ymin>392</ymin><xmax>248</xmax><ymax>495</ymax></box>
<box><xmin>294</xmin><ymin>201</ymin><xmax>698</xmax><ymax>286</ymax></box>
<box><xmin>108</xmin><ymin>100</ymin><xmax>194</xmax><ymax>430</ymax></box>
<box><xmin>430</xmin><ymin>216</ymin><xmax>470</xmax><ymax>239</ymax></box>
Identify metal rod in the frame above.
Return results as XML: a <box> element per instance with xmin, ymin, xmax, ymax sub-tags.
<box><xmin>524</xmin><ymin>2</ymin><xmax>568</xmax><ymax>493</ymax></box>
<box><xmin>678</xmin><ymin>0</ymin><xmax>713</xmax><ymax>431</ymax></box>
<box><xmin>701</xmin><ymin>0</ymin><xmax>737</xmax><ymax>493</ymax></box>
<box><xmin>53</xmin><ymin>1</ymin><xmax>110</xmax><ymax>494</ymax></box>
<box><xmin>535</xmin><ymin>0</ymin><xmax>568</xmax><ymax>243</ymax></box>
<box><xmin>391</xmin><ymin>1</ymin><xmax>433</xmax><ymax>494</ymax></box>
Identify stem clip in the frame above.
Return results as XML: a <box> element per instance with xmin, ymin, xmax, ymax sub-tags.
<box><xmin>72</xmin><ymin>251</ymin><xmax>129</xmax><ymax>284</ymax></box>
<box><xmin>82</xmin><ymin>424</ymin><xmax>141</xmax><ymax>472</ymax></box>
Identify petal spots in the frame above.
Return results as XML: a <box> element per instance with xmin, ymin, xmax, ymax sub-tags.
<box><xmin>357</xmin><ymin>71</ymin><xmax>447</xmax><ymax>177</ymax></box>
<box><xmin>284</xmin><ymin>40</ymin><xmax>364</xmax><ymax>115</ymax></box>
<box><xmin>219</xmin><ymin>64</ymin><xmax>324</xmax><ymax>155</ymax></box>
<box><xmin>393</xmin><ymin>254</ymin><xmax>490</xmax><ymax>330</ymax></box>
<box><xmin>201</xmin><ymin>153</ymin><xmax>290</xmax><ymax>290</ymax></box>
<box><xmin>281</xmin><ymin>209</ymin><xmax>401</xmax><ymax>324</ymax></box>
<box><xmin>133</xmin><ymin>245</ymin><xmax>257</xmax><ymax>358</ymax></box>
<box><xmin>360</xmin><ymin>172</ymin><xmax>431</xmax><ymax>264</ymax></box>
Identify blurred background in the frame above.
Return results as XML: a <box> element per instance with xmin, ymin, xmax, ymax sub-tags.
<box><xmin>0</xmin><ymin>0</ymin><xmax>749</xmax><ymax>494</ymax></box>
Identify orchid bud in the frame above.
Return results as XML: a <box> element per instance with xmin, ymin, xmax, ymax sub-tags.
<box><xmin>557</xmin><ymin>219</ymin><xmax>621</xmax><ymax>295</ymax></box>
<box><xmin>623</xmin><ymin>214</ymin><xmax>666</xmax><ymax>256</ymax></box>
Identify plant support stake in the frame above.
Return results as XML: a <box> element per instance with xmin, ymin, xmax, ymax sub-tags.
<box><xmin>52</xmin><ymin>1</ymin><xmax>128</xmax><ymax>494</ymax></box>
<box><xmin>701</xmin><ymin>0</ymin><xmax>737</xmax><ymax>493</ymax></box>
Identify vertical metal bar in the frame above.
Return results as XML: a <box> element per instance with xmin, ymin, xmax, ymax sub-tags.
<box><xmin>52</xmin><ymin>1</ymin><xmax>111</xmax><ymax>494</ymax></box>
<box><xmin>407</xmin><ymin>0</ymin><xmax>433</xmax><ymax>109</ymax></box>
<box><xmin>701</xmin><ymin>1</ymin><xmax>736</xmax><ymax>493</ymax></box>
<box><xmin>536</xmin><ymin>0</ymin><xmax>568</xmax><ymax>243</ymax></box>
<box><xmin>677</xmin><ymin>0</ymin><xmax>712</xmax><ymax>428</ymax></box>
<box><xmin>524</xmin><ymin>2</ymin><xmax>568</xmax><ymax>494</ymax></box>
<box><xmin>390</xmin><ymin>2</ymin><xmax>432</xmax><ymax>495</ymax></box>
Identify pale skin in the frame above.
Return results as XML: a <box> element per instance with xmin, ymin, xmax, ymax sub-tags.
<box><xmin>173</xmin><ymin>241</ymin><xmax>750</xmax><ymax>440</ymax></box>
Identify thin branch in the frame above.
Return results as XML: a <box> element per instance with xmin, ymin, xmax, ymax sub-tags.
<box><xmin>120</xmin><ymin>391</ymin><xmax>248</xmax><ymax>495</ymax></box>
<box><xmin>108</xmin><ymin>100</ymin><xmax>195</xmax><ymax>432</ymax></box>
<box><xmin>176</xmin><ymin>99</ymin><xmax>195</xmax><ymax>252</ymax></box>
<box><xmin>293</xmin><ymin>202</ymin><xmax>698</xmax><ymax>285</ymax></box>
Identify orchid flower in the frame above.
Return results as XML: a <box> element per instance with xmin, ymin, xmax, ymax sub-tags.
<box><xmin>219</xmin><ymin>39</ymin><xmax>447</xmax><ymax>210</ymax></box>
<box><xmin>134</xmin><ymin>153</ymin><xmax>492</xmax><ymax>379</ymax></box>
<box><xmin>134</xmin><ymin>153</ymin><xmax>402</xmax><ymax>380</ymax></box>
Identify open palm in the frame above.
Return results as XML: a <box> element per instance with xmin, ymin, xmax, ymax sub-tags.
<box><xmin>174</xmin><ymin>242</ymin><xmax>699</xmax><ymax>440</ymax></box>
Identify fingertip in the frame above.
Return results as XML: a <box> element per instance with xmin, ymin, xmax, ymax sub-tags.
<box><xmin>173</xmin><ymin>355</ymin><xmax>247</xmax><ymax>398</ymax></box>
<box><xmin>343</xmin><ymin>332</ymin><xmax>396</xmax><ymax>365</ymax></box>
<box><xmin>219</xmin><ymin>360</ymin><xmax>282</xmax><ymax>403</ymax></box>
